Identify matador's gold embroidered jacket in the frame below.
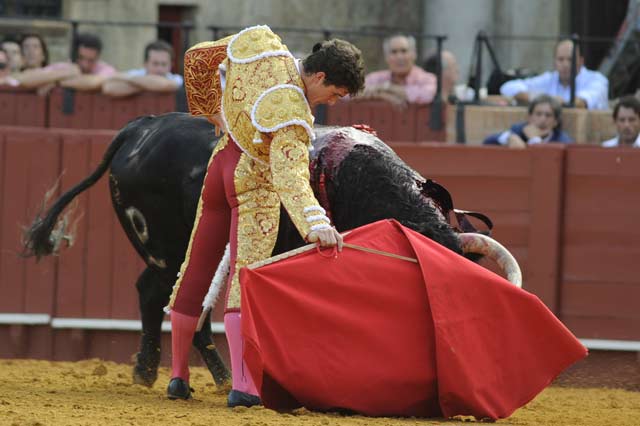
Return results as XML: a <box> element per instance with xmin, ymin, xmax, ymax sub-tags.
<box><xmin>183</xmin><ymin>25</ymin><xmax>331</xmax><ymax>240</ymax></box>
<box><xmin>180</xmin><ymin>25</ymin><xmax>333</xmax><ymax>309</ymax></box>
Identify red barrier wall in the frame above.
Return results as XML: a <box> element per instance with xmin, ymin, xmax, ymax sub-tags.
<box><xmin>49</xmin><ymin>89</ymin><xmax>176</xmax><ymax>130</ymax></box>
<box><xmin>326</xmin><ymin>101</ymin><xmax>446</xmax><ymax>142</ymax></box>
<box><xmin>0</xmin><ymin>127</ymin><xmax>59</xmax><ymax>358</ymax></box>
<box><xmin>560</xmin><ymin>147</ymin><xmax>640</xmax><ymax>340</ymax></box>
<box><xmin>0</xmin><ymin>88</ymin><xmax>48</xmax><ymax>127</ymax></box>
<box><xmin>0</xmin><ymin>88</ymin><xmax>176</xmax><ymax>130</ymax></box>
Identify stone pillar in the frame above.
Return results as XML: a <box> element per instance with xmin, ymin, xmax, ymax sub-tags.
<box><xmin>422</xmin><ymin>0</ymin><xmax>496</xmax><ymax>84</ymax></box>
<box><xmin>493</xmin><ymin>0</ymin><xmax>564</xmax><ymax>74</ymax></box>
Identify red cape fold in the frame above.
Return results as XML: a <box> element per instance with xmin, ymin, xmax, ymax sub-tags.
<box><xmin>240</xmin><ymin>219</ymin><xmax>587</xmax><ymax>419</ymax></box>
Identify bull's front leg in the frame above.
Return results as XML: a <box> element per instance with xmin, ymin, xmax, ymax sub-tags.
<box><xmin>192</xmin><ymin>310</ymin><xmax>231</xmax><ymax>386</ymax></box>
<box><xmin>133</xmin><ymin>267</ymin><xmax>168</xmax><ymax>387</ymax></box>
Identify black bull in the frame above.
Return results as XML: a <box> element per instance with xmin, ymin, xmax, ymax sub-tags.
<box><xmin>24</xmin><ymin>112</ymin><xmax>485</xmax><ymax>388</ymax></box>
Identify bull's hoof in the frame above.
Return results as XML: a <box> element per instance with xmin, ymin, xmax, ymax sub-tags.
<box><xmin>227</xmin><ymin>389</ymin><xmax>261</xmax><ymax>408</ymax></box>
<box><xmin>212</xmin><ymin>366</ymin><xmax>231</xmax><ymax>387</ymax></box>
<box><xmin>132</xmin><ymin>365</ymin><xmax>157</xmax><ymax>387</ymax></box>
<box><xmin>167</xmin><ymin>377</ymin><xmax>193</xmax><ymax>400</ymax></box>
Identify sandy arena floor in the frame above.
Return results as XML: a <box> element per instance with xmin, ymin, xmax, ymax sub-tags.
<box><xmin>0</xmin><ymin>359</ymin><xmax>638</xmax><ymax>426</ymax></box>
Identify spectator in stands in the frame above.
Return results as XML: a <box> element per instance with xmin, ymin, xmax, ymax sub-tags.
<box><xmin>102</xmin><ymin>40</ymin><xmax>183</xmax><ymax>97</ymax></box>
<box><xmin>15</xmin><ymin>33</ymin><xmax>116</xmax><ymax>94</ymax></box>
<box><xmin>483</xmin><ymin>94</ymin><xmax>573</xmax><ymax>148</ymax></box>
<box><xmin>0</xmin><ymin>48</ymin><xmax>19</xmax><ymax>86</ymax></box>
<box><xmin>602</xmin><ymin>95</ymin><xmax>640</xmax><ymax>148</ymax></box>
<box><xmin>500</xmin><ymin>39</ymin><xmax>608</xmax><ymax>110</ymax></box>
<box><xmin>422</xmin><ymin>49</ymin><xmax>474</xmax><ymax>103</ymax></box>
<box><xmin>1</xmin><ymin>37</ymin><xmax>23</xmax><ymax>74</ymax></box>
<box><xmin>358</xmin><ymin>34</ymin><xmax>436</xmax><ymax>107</ymax></box>
<box><xmin>20</xmin><ymin>33</ymin><xmax>48</xmax><ymax>70</ymax></box>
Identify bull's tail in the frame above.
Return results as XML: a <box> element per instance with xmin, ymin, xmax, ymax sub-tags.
<box><xmin>22</xmin><ymin>123</ymin><xmax>134</xmax><ymax>259</ymax></box>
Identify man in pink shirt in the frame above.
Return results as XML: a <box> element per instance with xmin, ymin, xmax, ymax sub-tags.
<box><xmin>16</xmin><ymin>33</ymin><xmax>116</xmax><ymax>94</ymax></box>
<box><xmin>360</xmin><ymin>34</ymin><xmax>436</xmax><ymax>106</ymax></box>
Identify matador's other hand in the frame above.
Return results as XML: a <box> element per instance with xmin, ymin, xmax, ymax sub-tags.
<box><xmin>307</xmin><ymin>227</ymin><xmax>343</xmax><ymax>252</ymax></box>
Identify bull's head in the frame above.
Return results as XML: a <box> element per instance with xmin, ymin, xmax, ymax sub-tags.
<box><xmin>420</xmin><ymin>180</ymin><xmax>522</xmax><ymax>287</ymax></box>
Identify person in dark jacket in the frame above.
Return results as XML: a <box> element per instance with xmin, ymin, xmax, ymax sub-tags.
<box><xmin>483</xmin><ymin>94</ymin><xmax>573</xmax><ymax>148</ymax></box>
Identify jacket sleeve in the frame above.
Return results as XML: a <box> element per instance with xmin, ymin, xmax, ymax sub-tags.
<box><xmin>500</xmin><ymin>72</ymin><xmax>553</xmax><ymax>97</ymax></box>
<box><xmin>576</xmin><ymin>72</ymin><xmax>609</xmax><ymax>110</ymax></box>
<box><xmin>270</xmin><ymin>125</ymin><xmax>331</xmax><ymax>239</ymax></box>
<box><xmin>183</xmin><ymin>36</ymin><xmax>233</xmax><ymax>118</ymax></box>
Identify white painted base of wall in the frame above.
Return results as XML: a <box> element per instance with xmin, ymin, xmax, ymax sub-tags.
<box><xmin>0</xmin><ymin>313</ymin><xmax>225</xmax><ymax>333</ymax></box>
<box><xmin>2</xmin><ymin>314</ymin><xmax>639</xmax><ymax>351</ymax></box>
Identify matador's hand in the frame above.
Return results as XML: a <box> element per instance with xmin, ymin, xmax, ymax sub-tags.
<box><xmin>307</xmin><ymin>227</ymin><xmax>343</xmax><ymax>252</ymax></box>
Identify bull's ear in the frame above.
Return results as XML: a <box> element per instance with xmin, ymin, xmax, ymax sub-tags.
<box><xmin>421</xmin><ymin>179</ymin><xmax>454</xmax><ymax>212</ymax></box>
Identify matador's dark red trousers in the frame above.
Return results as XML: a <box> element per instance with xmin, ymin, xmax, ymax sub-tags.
<box><xmin>169</xmin><ymin>136</ymin><xmax>258</xmax><ymax>396</ymax></box>
<box><xmin>172</xmin><ymin>137</ymin><xmax>240</xmax><ymax>316</ymax></box>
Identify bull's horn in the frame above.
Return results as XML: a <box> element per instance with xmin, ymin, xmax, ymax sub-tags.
<box><xmin>459</xmin><ymin>233</ymin><xmax>522</xmax><ymax>287</ymax></box>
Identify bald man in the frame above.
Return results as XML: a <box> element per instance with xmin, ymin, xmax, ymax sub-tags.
<box><xmin>422</xmin><ymin>49</ymin><xmax>476</xmax><ymax>103</ymax></box>
<box><xmin>500</xmin><ymin>39</ymin><xmax>608</xmax><ymax>110</ymax></box>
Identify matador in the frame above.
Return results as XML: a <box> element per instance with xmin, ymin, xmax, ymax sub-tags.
<box><xmin>164</xmin><ymin>25</ymin><xmax>365</xmax><ymax>406</ymax></box>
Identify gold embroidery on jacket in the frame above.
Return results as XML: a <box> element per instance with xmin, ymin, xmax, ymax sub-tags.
<box><xmin>270</xmin><ymin>126</ymin><xmax>329</xmax><ymax>237</ymax></box>
<box><xmin>253</xmin><ymin>86</ymin><xmax>312</xmax><ymax>135</ymax></box>
<box><xmin>226</xmin><ymin>153</ymin><xmax>280</xmax><ymax>309</ymax></box>
<box><xmin>223</xmin><ymin>49</ymin><xmax>306</xmax><ymax>163</ymax></box>
<box><xmin>184</xmin><ymin>37</ymin><xmax>232</xmax><ymax>117</ymax></box>
<box><xmin>228</xmin><ymin>26</ymin><xmax>288</xmax><ymax>61</ymax></box>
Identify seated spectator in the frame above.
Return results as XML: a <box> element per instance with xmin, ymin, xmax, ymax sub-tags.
<box><xmin>359</xmin><ymin>34</ymin><xmax>436</xmax><ymax>107</ymax></box>
<box><xmin>20</xmin><ymin>33</ymin><xmax>48</xmax><ymax>70</ymax></box>
<box><xmin>602</xmin><ymin>95</ymin><xmax>640</xmax><ymax>148</ymax></box>
<box><xmin>15</xmin><ymin>33</ymin><xmax>116</xmax><ymax>94</ymax></box>
<box><xmin>1</xmin><ymin>37</ymin><xmax>23</xmax><ymax>74</ymax></box>
<box><xmin>0</xmin><ymin>48</ymin><xmax>19</xmax><ymax>86</ymax></box>
<box><xmin>483</xmin><ymin>94</ymin><xmax>573</xmax><ymax>148</ymax></box>
<box><xmin>500</xmin><ymin>39</ymin><xmax>608</xmax><ymax>110</ymax></box>
<box><xmin>423</xmin><ymin>49</ymin><xmax>474</xmax><ymax>103</ymax></box>
<box><xmin>102</xmin><ymin>40</ymin><xmax>183</xmax><ymax>97</ymax></box>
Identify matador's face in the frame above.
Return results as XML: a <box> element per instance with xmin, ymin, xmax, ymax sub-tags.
<box><xmin>305</xmin><ymin>72</ymin><xmax>349</xmax><ymax>107</ymax></box>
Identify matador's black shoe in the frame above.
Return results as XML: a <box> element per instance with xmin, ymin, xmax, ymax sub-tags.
<box><xmin>167</xmin><ymin>377</ymin><xmax>193</xmax><ymax>400</ymax></box>
<box><xmin>227</xmin><ymin>389</ymin><xmax>261</xmax><ymax>407</ymax></box>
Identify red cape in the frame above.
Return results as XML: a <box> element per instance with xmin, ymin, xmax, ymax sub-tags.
<box><xmin>240</xmin><ymin>220</ymin><xmax>587</xmax><ymax>419</ymax></box>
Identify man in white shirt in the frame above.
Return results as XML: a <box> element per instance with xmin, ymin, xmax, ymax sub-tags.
<box><xmin>103</xmin><ymin>40</ymin><xmax>183</xmax><ymax>97</ymax></box>
<box><xmin>602</xmin><ymin>95</ymin><xmax>640</xmax><ymax>147</ymax></box>
<box><xmin>500</xmin><ymin>39</ymin><xmax>609</xmax><ymax>110</ymax></box>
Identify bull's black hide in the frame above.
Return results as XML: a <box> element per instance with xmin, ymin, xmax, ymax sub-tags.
<box><xmin>24</xmin><ymin>112</ymin><xmax>462</xmax><ymax>388</ymax></box>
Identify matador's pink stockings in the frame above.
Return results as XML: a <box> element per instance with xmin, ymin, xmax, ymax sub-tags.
<box><xmin>170</xmin><ymin>311</ymin><xmax>198</xmax><ymax>382</ymax></box>
<box><xmin>224</xmin><ymin>312</ymin><xmax>259</xmax><ymax>396</ymax></box>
